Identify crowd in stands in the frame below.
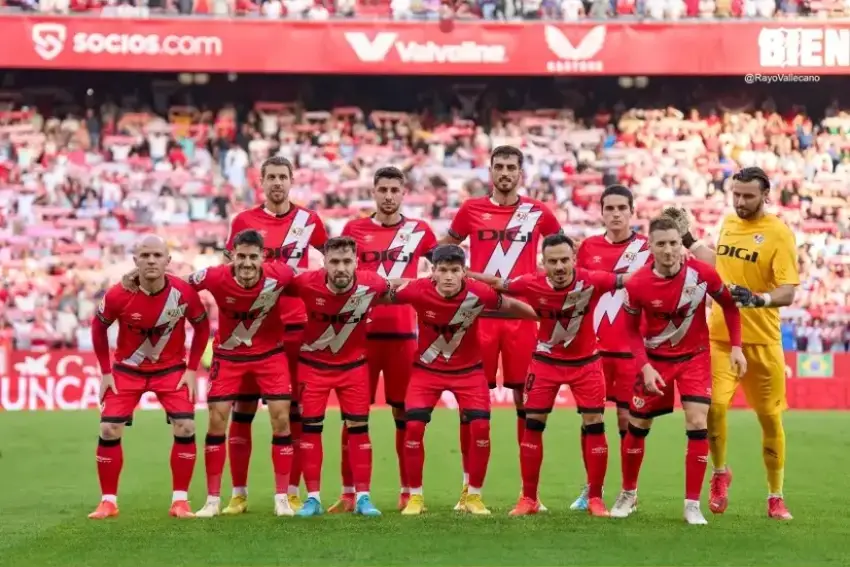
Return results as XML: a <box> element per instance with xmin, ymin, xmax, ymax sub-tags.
<box><xmin>4</xmin><ymin>0</ymin><xmax>850</xmax><ymax>20</ymax></box>
<box><xmin>1</xmin><ymin>77</ymin><xmax>850</xmax><ymax>353</ymax></box>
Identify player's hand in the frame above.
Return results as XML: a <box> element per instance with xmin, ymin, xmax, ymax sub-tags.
<box><xmin>121</xmin><ymin>269</ymin><xmax>141</xmax><ymax>292</ymax></box>
<box><xmin>661</xmin><ymin>206</ymin><xmax>691</xmax><ymax>236</ymax></box>
<box><xmin>99</xmin><ymin>373</ymin><xmax>118</xmax><ymax>401</ymax></box>
<box><xmin>177</xmin><ymin>370</ymin><xmax>197</xmax><ymax>403</ymax></box>
<box><xmin>641</xmin><ymin>365</ymin><xmax>666</xmax><ymax>395</ymax></box>
<box><xmin>729</xmin><ymin>284</ymin><xmax>766</xmax><ymax>308</ymax></box>
<box><xmin>729</xmin><ymin>346</ymin><xmax>747</xmax><ymax>379</ymax></box>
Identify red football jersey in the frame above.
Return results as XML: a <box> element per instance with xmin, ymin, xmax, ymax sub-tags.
<box><xmin>449</xmin><ymin>196</ymin><xmax>561</xmax><ymax>279</ymax></box>
<box><xmin>288</xmin><ymin>269</ymin><xmax>390</xmax><ymax>367</ymax></box>
<box><xmin>342</xmin><ymin>215</ymin><xmax>437</xmax><ymax>337</ymax></box>
<box><xmin>505</xmin><ymin>269</ymin><xmax>617</xmax><ymax>362</ymax></box>
<box><xmin>96</xmin><ymin>275</ymin><xmax>206</xmax><ymax>373</ymax></box>
<box><xmin>393</xmin><ymin>278</ymin><xmax>502</xmax><ymax>373</ymax></box>
<box><xmin>226</xmin><ymin>204</ymin><xmax>328</xmax><ymax>326</ymax></box>
<box><xmin>576</xmin><ymin>233</ymin><xmax>652</xmax><ymax>354</ymax></box>
<box><xmin>187</xmin><ymin>263</ymin><xmax>294</xmax><ymax>360</ymax></box>
<box><xmin>624</xmin><ymin>258</ymin><xmax>725</xmax><ymax>358</ymax></box>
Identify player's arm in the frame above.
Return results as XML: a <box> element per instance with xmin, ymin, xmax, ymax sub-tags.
<box><xmin>587</xmin><ymin>270</ymin><xmax>628</xmax><ymax>293</ymax></box>
<box><xmin>622</xmin><ymin>287</ymin><xmax>652</xmax><ymax>374</ymax></box>
<box><xmin>91</xmin><ymin>289</ymin><xmax>120</xmax><ymax>376</ymax></box>
<box><xmin>310</xmin><ymin>213</ymin><xmax>329</xmax><ymax>255</ymax></box>
<box><xmin>467</xmin><ymin>272</ymin><xmax>510</xmax><ymax>293</ymax></box>
<box><xmin>661</xmin><ymin>206</ymin><xmax>716</xmax><ymax>264</ymax></box>
<box><xmin>730</xmin><ymin>228</ymin><xmax>799</xmax><ymax>308</ymax></box>
<box><xmin>374</xmin><ymin>278</ymin><xmax>411</xmax><ymax>304</ymax></box>
<box><xmin>704</xmin><ymin>267</ymin><xmax>747</xmax><ymax>377</ymax></box>
<box><xmin>223</xmin><ymin>213</ymin><xmax>245</xmax><ymax>262</ymax></box>
<box><xmin>441</xmin><ymin>201</ymin><xmax>472</xmax><ymax>245</ymax></box>
<box><xmin>496</xmin><ymin>295</ymin><xmax>538</xmax><ymax>320</ymax></box>
<box><xmin>184</xmin><ymin>287</ymin><xmax>211</xmax><ymax>372</ymax></box>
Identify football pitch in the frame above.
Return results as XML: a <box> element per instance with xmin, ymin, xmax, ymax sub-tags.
<box><xmin>2</xmin><ymin>409</ymin><xmax>848</xmax><ymax>567</ymax></box>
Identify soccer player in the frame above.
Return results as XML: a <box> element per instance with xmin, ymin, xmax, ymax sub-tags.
<box><xmin>338</xmin><ymin>166</ymin><xmax>437</xmax><ymax>511</ymax></box>
<box><xmin>224</xmin><ymin>156</ymin><xmax>328</xmax><ymax>514</ymax></box>
<box><xmin>89</xmin><ymin>235</ymin><xmax>210</xmax><ymax>519</ymax></box>
<box><xmin>666</xmin><ymin>166</ymin><xmax>799</xmax><ymax>520</ymax></box>
<box><xmin>570</xmin><ymin>184</ymin><xmax>651</xmax><ymax>511</ymax></box>
<box><xmin>610</xmin><ymin>217</ymin><xmax>746</xmax><ymax>525</ymax></box>
<box><xmin>289</xmin><ymin>236</ymin><xmax>388</xmax><ymax>517</ymax></box>
<box><xmin>187</xmin><ymin>230</ymin><xmax>299</xmax><ymax>517</ymax></box>
<box><xmin>390</xmin><ymin>244</ymin><xmax>538</xmax><ymax>515</ymax></box>
<box><xmin>472</xmin><ymin>234</ymin><xmax>626</xmax><ymax>517</ymax></box>
<box><xmin>442</xmin><ymin>145</ymin><xmax>561</xmax><ymax>509</ymax></box>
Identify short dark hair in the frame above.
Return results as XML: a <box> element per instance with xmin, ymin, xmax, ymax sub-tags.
<box><xmin>732</xmin><ymin>167</ymin><xmax>770</xmax><ymax>191</ymax></box>
<box><xmin>431</xmin><ymin>244</ymin><xmax>466</xmax><ymax>266</ymax></box>
<box><xmin>542</xmin><ymin>233</ymin><xmax>575</xmax><ymax>251</ymax></box>
<box><xmin>232</xmin><ymin>229</ymin><xmax>265</xmax><ymax>250</ymax></box>
<box><xmin>648</xmin><ymin>216</ymin><xmax>680</xmax><ymax>235</ymax></box>
<box><xmin>373</xmin><ymin>166</ymin><xmax>405</xmax><ymax>187</ymax></box>
<box><xmin>600</xmin><ymin>184</ymin><xmax>634</xmax><ymax>210</ymax></box>
<box><xmin>490</xmin><ymin>145</ymin><xmax>524</xmax><ymax>167</ymax></box>
<box><xmin>261</xmin><ymin>156</ymin><xmax>294</xmax><ymax>179</ymax></box>
<box><xmin>324</xmin><ymin>236</ymin><xmax>357</xmax><ymax>255</ymax></box>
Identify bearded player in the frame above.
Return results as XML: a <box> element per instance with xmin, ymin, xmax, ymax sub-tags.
<box><xmin>390</xmin><ymin>244</ymin><xmax>538</xmax><ymax>515</ymax></box>
<box><xmin>472</xmin><ymin>234</ymin><xmax>628</xmax><ymax>517</ymax></box>
<box><xmin>90</xmin><ymin>235</ymin><xmax>210</xmax><ymax>519</ymax></box>
<box><xmin>665</xmin><ymin>166</ymin><xmax>798</xmax><ymax>520</ymax></box>
<box><xmin>611</xmin><ymin>217</ymin><xmax>745</xmax><ymax>525</ymax></box>
<box><xmin>224</xmin><ymin>156</ymin><xmax>328</xmax><ymax>514</ymax></box>
<box><xmin>336</xmin><ymin>166</ymin><xmax>437</xmax><ymax>511</ymax></box>
<box><xmin>570</xmin><ymin>184</ymin><xmax>651</xmax><ymax>511</ymax></box>
<box><xmin>442</xmin><ymin>145</ymin><xmax>561</xmax><ymax>509</ymax></box>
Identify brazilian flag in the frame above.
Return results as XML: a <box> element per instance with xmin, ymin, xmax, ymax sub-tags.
<box><xmin>797</xmin><ymin>354</ymin><xmax>834</xmax><ymax>378</ymax></box>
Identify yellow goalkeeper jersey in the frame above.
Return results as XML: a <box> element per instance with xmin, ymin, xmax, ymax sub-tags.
<box><xmin>709</xmin><ymin>213</ymin><xmax>799</xmax><ymax>345</ymax></box>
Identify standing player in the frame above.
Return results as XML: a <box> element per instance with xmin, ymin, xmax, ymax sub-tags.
<box><xmin>390</xmin><ymin>244</ymin><xmax>538</xmax><ymax>515</ymax></box>
<box><xmin>224</xmin><ymin>156</ymin><xmax>328</xmax><ymax>514</ymax></box>
<box><xmin>472</xmin><ymin>234</ymin><xmax>626</xmax><ymax>517</ymax></box>
<box><xmin>570</xmin><ymin>184</ymin><xmax>651</xmax><ymax>511</ymax></box>
<box><xmin>186</xmin><ymin>230</ymin><xmax>299</xmax><ymax>518</ymax></box>
<box><xmin>665</xmin><ymin>166</ymin><xmax>799</xmax><ymax>520</ymax></box>
<box><xmin>610</xmin><ymin>217</ymin><xmax>746</xmax><ymax>525</ymax></box>
<box><xmin>289</xmin><ymin>237</ymin><xmax>388</xmax><ymax>518</ymax></box>
<box><xmin>337</xmin><ymin>166</ymin><xmax>437</xmax><ymax>511</ymax></box>
<box><xmin>442</xmin><ymin>145</ymin><xmax>561</xmax><ymax>509</ymax></box>
<box><xmin>89</xmin><ymin>235</ymin><xmax>210</xmax><ymax>519</ymax></box>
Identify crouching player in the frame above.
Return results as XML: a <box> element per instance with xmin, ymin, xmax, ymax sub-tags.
<box><xmin>292</xmin><ymin>236</ymin><xmax>390</xmax><ymax>517</ymax></box>
<box><xmin>390</xmin><ymin>245</ymin><xmax>537</xmax><ymax>515</ymax></box>
<box><xmin>612</xmin><ymin>217</ymin><xmax>746</xmax><ymax>525</ymax></box>
<box><xmin>90</xmin><ymin>235</ymin><xmax>210</xmax><ymax>519</ymax></box>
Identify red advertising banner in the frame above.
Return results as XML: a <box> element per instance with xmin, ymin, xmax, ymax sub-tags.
<box><xmin>1</xmin><ymin>16</ymin><xmax>849</xmax><ymax>75</ymax></box>
<box><xmin>2</xmin><ymin>348</ymin><xmax>850</xmax><ymax>412</ymax></box>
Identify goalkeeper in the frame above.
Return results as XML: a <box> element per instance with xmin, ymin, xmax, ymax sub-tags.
<box><xmin>663</xmin><ymin>166</ymin><xmax>798</xmax><ymax>521</ymax></box>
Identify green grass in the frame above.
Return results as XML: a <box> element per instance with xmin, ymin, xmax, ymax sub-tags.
<box><xmin>1</xmin><ymin>409</ymin><xmax>848</xmax><ymax>567</ymax></box>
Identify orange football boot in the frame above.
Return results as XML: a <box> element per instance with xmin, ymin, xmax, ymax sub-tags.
<box><xmin>587</xmin><ymin>497</ymin><xmax>609</xmax><ymax>517</ymax></box>
<box><xmin>169</xmin><ymin>500</ymin><xmax>195</xmax><ymax>518</ymax></box>
<box><xmin>709</xmin><ymin>468</ymin><xmax>732</xmax><ymax>514</ymax></box>
<box><xmin>509</xmin><ymin>496</ymin><xmax>540</xmax><ymax>516</ymax></box>
<box><xmin>398</xmin><ymin>492</ymin><xmax>410</xmax><ymax>511</ymax></box>
<box><xmin>328</xmin><ymin>494</ymin><xmax>356</xmax><ymax>514</ymax></box>
<box><xmin>88</xmin><ymin>500</ymin><xmax>119</xmax><ymax>519</ymax></box>
<box><xmin>767</xmin><ymin>496</ymin><xmax>793</xmax><ymax>520</ymax></box>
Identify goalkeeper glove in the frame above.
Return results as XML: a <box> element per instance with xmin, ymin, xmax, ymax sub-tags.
<box><xmin>661</xmin><ymin>206</ymin><xmax>696</xmax><ymax>249</ymax></box>
<box><xmin>730</xmin><ymin>285</ymin><xmax>769</xmax><ymax>308</ymax></box>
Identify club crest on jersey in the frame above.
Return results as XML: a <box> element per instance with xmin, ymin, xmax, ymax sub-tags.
<box><xmin>683</xmin><ymin>285</ymin><xmax>696</xmax><ymax>297</ymax></box>
<box><xmin>189</xmin><ymin>269</ymin><xmax>207</xmax><ymax>285</ymax></box>
<box><xmin>632</xmin><ymin>396</ymin><xmax>645</xmax><ymax>409</ymax></box>
<box><xmin>623</xmin><ymin>252</ymin><xmax>636</xmax><ymax>263</ymax></box>
<box><xmin>459</xmin><ymin>309</ymin><xmax>477</xmax><ymax>322</ymax></box>
<box><xmin>292</xmin><ymin>227</ymin><xmax>304</xmax><ymax>237</ymax></box>
<box><xmin>754</xmin><ymin>234</ymin><xmax>765</xmax><ymax>245</ymax></box>
<box><xmin>516</xmin><ymin>212</ymin><xmax>528</xmax><ymax>222</ymax></box>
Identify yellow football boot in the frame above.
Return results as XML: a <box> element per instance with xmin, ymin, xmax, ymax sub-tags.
<box><xmin>463</xmin><ymin>493</ymin><xmax>491</xmax><ymax>515</ymax></box>
<box><xmin>221</xmin><ymin>495</ymin><xmax>248</xmax><ymax>515</ymax></box>
<box><xmin>288</xmin><ymin>494</ymin><xmax>304</xmax><ymax>513</ymax></box>
<box><xmin>452</xmin><ymin>485</ymin><xmax>468</xmax><ymax>511</ymax></box>
<box><xmin>401</xmin><ymin>494</ymin><xmax>426</xmax><ymax>515</ymax></box>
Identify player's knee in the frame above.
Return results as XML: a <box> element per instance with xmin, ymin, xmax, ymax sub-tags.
<box><xmin>394</xmin><ymin>418</ymin><xmax>406</xmax><ymax>431</ymax></box>
<box><xmin>581</xmin><ymin>411</ymin><xmax>604</xmax><ymax>426</ymax></box>
<box><xmin>513</xmin><ymin>389</ymin><xmax>524</xmax><ymax>407</ymax></box>
<box><xmin>302</xmin><ymin>420</ymin><xmax>324</xmax><ymax>435</ymax></box>
<box><xmin>526</xmin><ymin>418</ymin><xmax>546</xmax><ymax>433</ymax></box>
<box><xmin>468</xmin><ymin>418</ymin><xmax>490</xmax><ymax>441</ymax></box>
<box><xmin>463</xmin><ymin>409</ymin><xmax>490</xmax><ymax>423</ymax></box>
<box><xmin>171</xmin><ymin>418</ymin><xmax>195</xmax><ymax>438</ymax></box>
<box><xmin>583</xmin><ymin>421</ymin><xmax>605</xmax><ymax>436</ymax></box>
<box><xmin>405</xmin><ymin>408</ymin><xmax>433</xmax><ymax>424</ymax></box>
<box><xmin>628</xmin><ymin>421</ymin><xmax>652</xmax><ymax>436</ymax></box>
<box><xmin>405</xmin><ymin>419</ymin><xmax>426</xmax><ymax>441</ymax></box>
<box><xmin>684</xmin><ymin>406</ymin><xmax>709</xmax><ymax>431</ymax></box>
<box><xmin>99</xmin><ymin>422</ymin><xmax>124</xmax><ymax>440</ymax></box>
<box><xmin>525</xmin><ymin>412</ymin><xmax>547</xmax><ymax>425</ymax></box>
<box><xmin>515</xmin><ymin>409</ymin><xmax>526</xmax><ymax>420</ymax></box>
<box><xmin>391</xmin><ymin>406</ymin><xmax>405</xmax><ymax>421</ymax></box>
<box><xmin>233</xmin><ymin>400</ymin><xmax>258</xmax><ymax>415</ymax></box>
<box><xmin>345</xmin><ymin>423</ymin><xmax>368</xmax><ymax>434</ymax></box>
<box><xmin>232</xmin><ymin>410</ymin><xmax>256</xmax><ymax>424</ymax></box>
<box><xmin>756</xmin><ymin>412</ymin><xmax>783</xmax><ymax>437</ymax></box>
<box><xmin>686</xmin><ymin>428</ymin><xmax>708</xmax><ymax>441</ymax></box>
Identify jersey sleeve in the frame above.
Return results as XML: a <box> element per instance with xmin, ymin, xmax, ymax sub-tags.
<box><xmin>187</xmin><ymin>267</ymin><xmax>212</xmax><ymax>291</ymax></box>
<box><xmin>448</xmin><ymin>202</ymin><xmax>472</xmax><ymax>241</ymax></box>
<box><xmin>225</xmin><ymin>213</ymin><xmax>246</xmax><ymax>251</ymax></box>
<box><xmin>539</xmin><ymin>205</ymin><xmax>562</xmax><ymax>236</ymax></box>
<box><xmin>284</xmin><ymin>271</ymin><xmax>308</xmax><ymax>297</ymax></box>
<box><xmin>772</xmin><ymin>225</ymin><xmax>800</xmax><ymax>287</ymax></box>
<box><xmin>575</xmin><ymin>239</ymin><xmax>589</xmax><ymax>269</ymax></box>
<box><xmin>419</xmin><ymin>223</ymin><xmax>438</xmax><ymax>256</ymax></box>
<box><xmin>340</xmin><ymin>221</ymin><xmax>354</xmax><ymax>238</ymax></box>
<box><xmin>475</xmin><ymin>280</ymin><xmax>504</xmax><ymax>310</ymax></box>
<box><xmin>367</xmin><ymin>271</ymin><xmax>392</xmax><ymax>294</ymax></box>
<box><xmin>96</xmin><ymin>285</ymin><xmax>125</xmax><ymax>325</ymax></box>
<box><xmin>310</xmin><ymin>212</ymin><xmax>329</xmax><ymax>251</ymax></box>
<box><xmin>623</xmin><ymin>278</ymin><xmax>642</xmax><ymax>315</ymax></box>
<box><xmin>503</xmin><ymin>273</ymin><xmax>535</xmax><ymax>297</ymax></box>
<box><xmin>697</xmin><ymin>261</ymin><xmax>726</xmax><ymax>297</ymax></box>
<box><xmin>391</xmin><ymin>278</ymin><xmax>422</xmax><ymax>305</ymax></box>
<box><xmin>183</xmin><ymin>283</ymin><xmax>208</xmax><ymax>324</ymax></box>
<box><xmin>587</xmin><ymin>269</ymin><xmax>618</xmax><ymax>293</ymax></box>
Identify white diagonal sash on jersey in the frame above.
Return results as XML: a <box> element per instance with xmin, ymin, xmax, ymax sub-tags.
<box><xmin>218</xmin><ymin>277</ymin><xmax>283</xmax><ymax>350</ymax></box>
<box><xmin>483</xmin><ymin>203</ymin><xmax>542</xmax><ymax>278</ymax></box>
<box><xmin>420</xmin><ymin>292</ymin><xmax>484</xmax><ymax>364</ymax></box>
<box><xmin>301</xmin><ymin>285</ymin><xmax>376</xmax><ymax>354</ymax></box>
<box><xmin>123</xmin><ymin>287</ymin><xmax>186</xmax><ymax>366</ymax></box>
<box><xmin>537</xmin><ymin>281</ymin><xmax>594</xmax><ymax>354</ymax></box>
<box><xmin>378</xmin><ymin>221</ymin><xmax>425</xmax><ymax>279</ymax></box>
<box><xmin>645</xmin><ymin>266</ymin><xmax>707</xmax><ymax>349</ymax></box>
<box><xmin>593</xmin><ymin>239</ymin><xmax>651</xmax><ymax>333</ymax></box>
<box><xmin>283</xmin><ymin>209</ymin><xmax>317</xmax><ymax>268</ymax></box>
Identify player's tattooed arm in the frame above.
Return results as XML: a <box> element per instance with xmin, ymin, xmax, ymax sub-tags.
<box><xmin>497</xmin><ymin>296</ymin><xmax>538</xmax><ymax>320</ymax></box>
<box><xmin>466</xmin><ymin>272</ymin><xmax>510</xmax><ymax>293</ymax></box>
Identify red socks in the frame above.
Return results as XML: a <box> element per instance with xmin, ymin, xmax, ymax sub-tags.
<box><xmin>340</xmin><ymin>426</ymin><xmax>353</xmax><ymax>488</ymax></box>
<box><xmin>171</xmin><ymin>435</ymin><xmax>196</xmax><ymax>493</ymax></box>
<box><xmin>467</xmin><ymin>419</ymin><xmax>491</xmax><ymax>489</ymax></box>
<box><xmin>582</xmin><ymin>423</ymin><xmax>608</xmax><ymax>499</ymax></box>
<box><xmin>228</xmin><ymin>412</ymin><xmax>254</xmax><ymax>490</ymax></box>
<box><xmin>395</xmin><ymin>419</ymin><xmax>408</xmax><ymax>490</ymax></box>
<box><xmin>515</xmin><ymin>410</ymin><xmax>525</xmax><ymax>453</ymax></box>
<box><xmin>204</xmin><ymin>434</ymin><xmax>227</xmax><ymax>497</ymax></box>
<box><xmin>347</xmin><ymin>426</ymin><xmax>373</xmax><ymax>493</ymax></box>
<box><xmin>96</xmin><ymin>437</ymin><xmax>123</xmax><ymax>497</ymax></box>
<box><xmin>289</xmin><ymin>413</ymin><xmax>303</xmax><ymax>491</ymax></box>
<box><xmin>299</xmin><ymin>427</ymin><xmax>323</xmax><ymax>493</ymax></box>
<box><xmin>622</xmin><ymin>425</ymin><xmax>648</xmax><ymax>492</ymax></box>
<box><xmin>685</xmin><ymin>429</ymin><xmax>709</xmax><ymax>501</ymax></box>
<box><xmin>459</xmin><ymin>417</ymin><xmax>470</xmax><ymax>480</ymax></box>
<box><xmin>272</xmin><ymin>434</ymin><xmax>294</xmax><ymax>495</ymax></box>
<box><xmin>404</xmin><ymin>420</ymin><xmax>426</xmax><ymax>489</ymax></box>
<box><xmin>520</xmin><ymin>423</ymin><xmax>544</xmax><ymax>500</ymax></box>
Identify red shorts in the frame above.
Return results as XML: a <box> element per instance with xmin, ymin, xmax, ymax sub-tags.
<box><xmin>479</xmin><ymin>317</ymin><xmax>537</xmax><ymax>389</ymax></box>
<box><xmin>630</xmin><ymin>351</ymin><xmax>712</xmax><ymax>419</ymax></box>
<box><xmin>367</xmin><ymin>338</ymin><xmax>416</xmax><ymax>409</ymax></box>
<box><xmin>405</xmin><ymin>367</ymin><xmax>491</xmax><ymax>416</ymax></box>
<box><xmin>600</xmin><ymin>353</ymin><xmax>637</xmax><ymax>409</ymax></box>
<box><xmin>101</xmin><ymin>365</ymin><xmax>194</xmax><ymax>424</ymax></box>
<box><xmin>298</xmin><ymin>360</ymin><xmax>371</xmax><ymax>422</ymax></box>
<box><xmin>208</xmin><ymin>351</ymin><xmax>292</xmax><ymax>404</ymax></box>
<box><xmin>524</xmin><ymin>355</ymin><xmax>606</xmax><ymax>415</ymax></box>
